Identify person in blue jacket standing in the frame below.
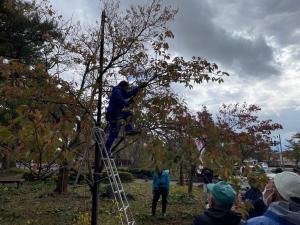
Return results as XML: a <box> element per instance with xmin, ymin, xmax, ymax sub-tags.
<box><xmin>105</xmin><ymin>80</ymin><xmax>146</xmax><ymax>157</ymax></box>
<box><xmin>151</xmin><ymin>167</ymin><xmax>170</xmax><ymax>217</ymax></box>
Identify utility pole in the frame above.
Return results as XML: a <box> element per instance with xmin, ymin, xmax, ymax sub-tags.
<box><xmin>278</xmin><ymin>134</ymin><xmax>284</xmax><ymax>168</ymax></box>
<box><xmin>91</xmin><ymin>10</ymin><xmax>106</xmax><ymax>225</ymax></box>
<box><xmin>272</xmin><ymin>135</ymin><xmax>284</xmax><ymax>168</ymax></box>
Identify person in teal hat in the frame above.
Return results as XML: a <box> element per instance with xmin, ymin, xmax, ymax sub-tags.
<box><xmin>192</xmin><ymin>181</ymin><xmax>242</xmax><ymax>225</ymax></box>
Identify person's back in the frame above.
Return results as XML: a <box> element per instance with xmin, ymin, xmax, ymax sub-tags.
<box><xmin>192</xmin><ymin>208</ymin><xmax>241</xmax><ymax>225</ymax></box>
<box><xmin>107</xmin><ymin>84</ymin><xmax>138</xmax><ymax>114</ymax></box>
<box><xmin>105</xmin><ymin>81</ymin><xmax>146</xmax><ymax>156</ymax></box>
<box><xmin>192</xmin><ymin>181</ymin><xmax>241</xmax><ymax>225</ymax></box>
<box><xmin>245</xmin><ymin>201</ymin><xmax>300</xmax><ymax>225</ymax></box>
<box><xmin>245</xmin><ymin>171</ymin><xmax>300</xmax><ymax>225</ymax></box>
<box><xmin>244</xmin><ymin>187</ymin><xmax>266</xmax><ymax>218</ymax></box>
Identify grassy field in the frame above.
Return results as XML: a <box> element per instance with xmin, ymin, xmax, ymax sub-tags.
<box><xmin>0</xmin><ymin>172</ymin><xmax>205</xmax><ymax>225</ymax></box>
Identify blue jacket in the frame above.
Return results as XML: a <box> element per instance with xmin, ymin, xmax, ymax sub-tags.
<box><xmin>107</xmin><ymin>85</ymin><xmax>139</xmax><ymax>114</ymax></box>
<box><xmin>152</xmin><ymin>170</ymin><xmax>170</xmax><ymax>192</ymax></box>
<box><xmin>245</xmin><ymin>201</ymin><xmax>300</xmax><ymax>225</ymax></box>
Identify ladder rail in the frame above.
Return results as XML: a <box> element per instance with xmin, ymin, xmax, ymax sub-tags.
<box><xmin>102</xmin><ymin>158</ymin><xmax>125</xmax><ymax>225</ymax></box>
<box><xmin>96</xmin><ymin>131</ymin><xmax>127</xmax><ymax>224</ymax></box>
<box><xmin>93</xmin><ymin>127</ymin><xmax>135</xmax><ymax>225</ymax></box>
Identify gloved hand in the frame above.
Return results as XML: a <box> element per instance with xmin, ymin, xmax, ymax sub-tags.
<box><xmin>139</xmin><ymin>82</ymin><xmax>147</xmax><ymax>89</ymax></box>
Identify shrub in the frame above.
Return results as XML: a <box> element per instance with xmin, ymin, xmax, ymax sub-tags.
<box><xmin>100</xmin><ymin>184</ymin><xmax>135</xmax><ymax>200</ymax></box>
<box><xmin>0</xmin><ymin>168</ymin><xmax>27</xmax><ymax>177</ymax></box>
<box><xmin>128</xmin><ymin>168</ymin><xmax>152</xmax><ymax>179</ymax></box>
<box><xmin>100</xmin><ymin>171</ymin><xmax>134</xmax><ymax>183</ymax></box>
<box><xmin>22</xmin><ymin>172</ymin><xmax>36</xmax><ymax>181</ymax></box>
<box><xmin>119</xmin><ymin>171</ymin><xmax>133</xmax><ymax>183</ymax></box>
<box><xmin>68</xmin><ymin>169</ymin><xmax>85</xmax><ymax>184</ymax></box>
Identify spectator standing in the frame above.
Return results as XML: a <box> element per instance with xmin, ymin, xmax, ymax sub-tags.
<box><xmin>151</xmin><ymin>167</ymin><xmax>170</xmax><ymax>217</ymax></box>
<box><xmin>245</xmin><ymin>171</ymin><xmax>300</xmax><ymax>225</ymax></box>
<box><xmin>192</xmin><ymin>181</ymin><xmax>242</xmax><ymax>225</ymax></box>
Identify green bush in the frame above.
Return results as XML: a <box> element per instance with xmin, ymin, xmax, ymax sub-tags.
<box><xmin>100</xmin><ymin>184</ymin><xmax>135</xmax><ymax>200</ymax></box>
<box><xmin>119</xmin><ymin>171</ymin><xmax>133</xmax><ymax>182</ymax></box>
<box><xmin>0</xmin><ymin>168</ymin><xmax>27</xmax><ymax>177</ymax></box>
<box><xmin>22</xmin><ymin>172</ymin><xmax>36</xmax><ymax>181</ymax></box>
<box><xmin>128</xmin><ymin>168</ymin><xmax>152</xmax><ymax>179</ymax></box>
<box><xmin>100</xmin><ymin>171</ymin><xmax>133</xmax><ymax>183</ymax></box>
<box><xmin>117</xmin><ymin>167</ymin><xmax>129</xmax><ymax>172</ymax></box>
<box><xmin>68</xmin><ymin>169</ymin><xmax>85</xmax><ymax>184</ymax></box>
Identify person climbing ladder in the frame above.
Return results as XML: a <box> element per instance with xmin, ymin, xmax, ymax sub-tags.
<box><xmin>105</xmin><ymin>80</ymin><xmax>147</xmax><ymax>157</ymax></box>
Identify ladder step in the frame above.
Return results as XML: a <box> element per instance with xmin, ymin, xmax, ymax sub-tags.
<box><xmin>109</xmin><ymin>173</ymin><xmax>119</xmax><ymax>177</ymax></box>
<box><xmin>114</xmin><ymin>189</ymin><xmax>124</xmax><ymax>194</ymax></box>
<box><xmin>103</xmin><ymin>157</ymin><xmax>113</xmax><ymax>160</ymax></box>
<box><xmin>119</xmin><ymin>205</ymin><xmax>129</xmax><ymax>212</ymax></box>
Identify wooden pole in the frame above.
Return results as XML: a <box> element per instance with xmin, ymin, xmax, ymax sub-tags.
<box><xmin>91</xmin><ymin>10</ymin><xmax>106</xmax><ymax>225</ymax></box>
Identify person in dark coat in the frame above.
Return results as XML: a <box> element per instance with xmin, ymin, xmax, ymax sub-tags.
<box><xmin>192</xmin><ymin>181</ymin><xmax>242</xmax><ymax>225</ymax></box>
<box><xmin>104</xmin><ymin>80</ymin><xmax>146</xmax><ymax>157</ymax></box>
<box><xmin>243</xmin><ymin>170</ymin><xmax>267</xmax><ymax>219</ymax></box>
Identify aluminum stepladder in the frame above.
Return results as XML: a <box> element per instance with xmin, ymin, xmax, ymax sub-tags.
<box><xmin>93</xmin><ymin>127</ymin><xmax>135</xmax><ymax>225</ymax></box>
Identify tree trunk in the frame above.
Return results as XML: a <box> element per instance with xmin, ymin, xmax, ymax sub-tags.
<box><xmin>55</xmin><ymin>163</ymin><xmax>69</xmax><ymax>193</ymax></box>
<box><xmin>1</xmin><ymin>155</ymin><xmax>8</xmax><ymax>170</ymax></box>
<box><xmin>8</xmin><ymin>159</ymin><xmax>16</xmax><ymax>168</ymax></box>
<box><xmin>188</xmin><ymin>164</ymin><xmax>196</xmax><ymax>194</ymax></box>
<box><xmin>179</xmin><ymin>160</ymin><xmax>184</xmax><ymax>186</ymax></box>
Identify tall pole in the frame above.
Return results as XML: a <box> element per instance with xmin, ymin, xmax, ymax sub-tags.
<box><xmin>91</xmin><ymin>10</ymin><xmax>106</xmax><ymax>225</ymax></box>
<box><xmin>278</xmin><ymin>134</ymin><xmax>284</xmax><ymax>168</ymax></box>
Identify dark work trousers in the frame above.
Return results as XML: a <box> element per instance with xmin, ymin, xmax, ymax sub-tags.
<box><xmin>104</xmin><ymin>110</ymin><xmax>133</xmax><ymax>156</ymax></box>
<box><xmin>152</xmin><ymin>187</ymin><xmax>168</xmax><ymax>215</ymax></box>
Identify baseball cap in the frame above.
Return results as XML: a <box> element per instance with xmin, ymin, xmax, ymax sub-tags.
<box><xmin>274</xmin><ymin>171</ymin><xmax>300</xmax><ymax>204</ymax></box>
<box><xmin>207</xmin><ymin>181</ymin><xmax>237</xmax><ymax>206</ymax></box>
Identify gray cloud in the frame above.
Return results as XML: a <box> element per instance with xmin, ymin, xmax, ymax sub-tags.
<box><xmin>47</xmin><ymin>0</ymin><xmax>100</xmax><ymax>26</ymax></box>
<box><xmin>47</xmin><ymin>0</ymin><xmax>300</xmax><ymax>78</ymax></box>
<box><xmin>165</xmin><ymin>0</ymin><xmax>279</xmax><ymax>78</ymax></box>
<box><xmin>210</xmin><ymin>0</ymin><xmax>300</xmax><ymax>46</ymax></box>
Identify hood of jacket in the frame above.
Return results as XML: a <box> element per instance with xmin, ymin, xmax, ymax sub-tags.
<box><xmin>205</xmin><ymin>208</ymin><xmax>242</xmax><ymax>225</ymax></box>
<box><xmin>268</xmin><ymin>201</ymin><xmax>300</xmax><ymax>225</ymax></box>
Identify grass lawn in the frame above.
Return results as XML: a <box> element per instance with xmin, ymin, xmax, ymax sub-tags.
<box><xmin>0</xmin><ymin>177</ymin><xmax>205</xmax><ymax>225</ymax></box>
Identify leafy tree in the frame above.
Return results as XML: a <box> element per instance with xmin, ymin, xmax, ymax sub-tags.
<box><xmin>0</xmin><ymin>0</ymin><xmax>83</xmax><ymax>188</ymax></box>
<box><xmin>64</xmin><ymin>0</ymin><xmax>227</xmax><ymax>195</ymax></box>
<box><xmin>216</xmin><ymin>103</ymin><xmax>282</xmax><ymax>162</ymax></box>
<box><xmin>195</xmin><ymin>103</ymin><xmax>282</xmax><ymax>190</ymax></box>
<box><xmin>0</xmin><ymin>0</ymin><xmax>63</xmax><ymax>65</ymax></box>
<box><xmin>0</xmin><ymin>0</ymin><xmax>61</xmax><ymax>169</ymax></box>
<box><xmin>287</xmin><ymin>133</ymin><xmax>300</xmax><ymax>165</ymax></box>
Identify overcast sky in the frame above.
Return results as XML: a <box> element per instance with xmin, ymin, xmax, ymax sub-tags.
<box><xmin>45</xmin><ymin>0</ymin><xmax>300</xmax><ymax>149</ymax></box>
